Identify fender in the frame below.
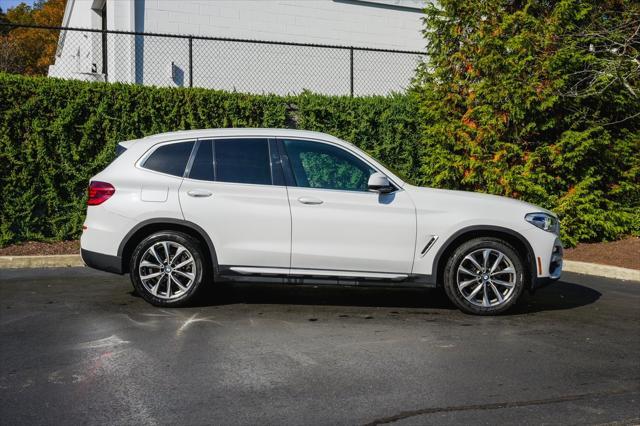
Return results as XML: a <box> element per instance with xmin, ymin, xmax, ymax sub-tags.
<box><xmin>117</xmin><ymin>217</ymin><xmax>219</xmax><ymax>274</ymax></box>
<box><xmin>430</xmin><ymin>225</ymin><xmax>536</xmax><ymax>287</ymax></box>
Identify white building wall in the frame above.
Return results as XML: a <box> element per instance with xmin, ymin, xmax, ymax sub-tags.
<box><xmin>50</xmin><ymin>0</ymin><xmax>426</xmax><ymax>96</ymax></box>
<box><xmin>142</xmin><ymin>1</ymin><xmax>424</xmax><ymax>51</ymax></box>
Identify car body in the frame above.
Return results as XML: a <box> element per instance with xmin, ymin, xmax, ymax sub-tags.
<box><xmin>81</xmin><ymin>128</ymin><xmax>563</xmax><ymax>314</ymax></box>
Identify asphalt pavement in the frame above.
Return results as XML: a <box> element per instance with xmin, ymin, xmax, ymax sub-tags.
<box><xmin>1</xmin><ymin>268</ymin><xmax>639</xmax><ymax>425</ymax></box>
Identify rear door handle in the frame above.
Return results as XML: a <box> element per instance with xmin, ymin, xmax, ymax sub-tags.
<box><xmin>298</xmin><ymin>196</ymin><xmax>323</xmax><ymax>205</ymax></box>
<box><xmin>187</xmin><ymin>189</ymin><xmax>213</xmax><ymax>198</ymax></box>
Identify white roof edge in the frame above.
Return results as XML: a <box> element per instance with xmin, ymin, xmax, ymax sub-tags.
<box><xmin>141</xmin><ymin>128</ymin><xmax>340</xmax><ymax>140</ymax></box>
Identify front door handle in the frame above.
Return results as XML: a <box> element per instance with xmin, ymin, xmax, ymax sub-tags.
<box><xmin>298</xmin><ymin>196</ymin><xmax>323</xmax><ymax>205</ymax></box>
<box><xmin>187</xmin><ymin>189</ymin><xmax>213</xmax><ymax>198</ymax></box>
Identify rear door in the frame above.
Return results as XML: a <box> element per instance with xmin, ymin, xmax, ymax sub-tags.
<box><xmin>178</xmin><ymin>138</ymin><xmax>291</xmax><ymax>269</ymax></box>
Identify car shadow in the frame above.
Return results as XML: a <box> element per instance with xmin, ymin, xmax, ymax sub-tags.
<box><xmin>192</xmin><ymin>279</ymin><xmax>601</xmax><ymax>315</ymax></box>
<box><xmin>511</xmin><ymin>280</ymin><xmax>602</xmax><ymax>314</ymax></box>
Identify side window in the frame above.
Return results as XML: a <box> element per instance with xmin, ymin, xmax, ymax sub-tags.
<box><xmin>143</xmin><ymin>141</ymin><xmax>194</xmax><ymax>177</ymax></box>
<box><xmin>283</xmin><ymin>139</ymin><xmax>375</xmax><ymax>191</ymax></box>
<box><xmin>215</xmin><ymin>138</ymin><xmax>272</xmax><ymax>185</ymax></box>
<box><xmin>188</xmin><ymin>140</ymin><xmax>214</xmax><ymax>181</ymax></box>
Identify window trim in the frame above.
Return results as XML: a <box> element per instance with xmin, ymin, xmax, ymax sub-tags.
<box><xmin>276</xmin><ymin>137</ymin><xmax>400</xmax><ymax>193</ymax></box>
<box><xmin>136</xmin><ymin>134</ymin><xmax>401</xmax><ymax>191</ymax></box>
<box><xmin>137</xmin><ymin>138</ymin><xmax>197</xmax><ymax>178</ymax></box>
<box><xmin>182</xmin><ymin>136</ymin><xmax>282</xmax><ymax>187</ymax></box>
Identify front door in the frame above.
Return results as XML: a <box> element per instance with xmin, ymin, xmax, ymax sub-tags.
<box><xmin>280</xmin><ymin>138</ymin><xmax>416</xmax><ymax>275</ymax></box>
<box><xmin>179</xmin><ymin>138</ymin><xmax>291</xmax><ymax>269</ymax></box>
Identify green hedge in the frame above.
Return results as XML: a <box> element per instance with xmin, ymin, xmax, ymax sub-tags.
<box><xmin>0</xmin><ymin>73</ymin><xmax>419</xmax><ymax>246</ymax></box>
<box><xmin>0</xmin><ymin>73</ymin><xmax>637</xmax><ymax>247</ymax></box>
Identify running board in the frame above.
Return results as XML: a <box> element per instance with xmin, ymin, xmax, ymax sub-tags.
<box><xmin>227</xmin><ymin>266</ymin><xmax>409</xmax><ymax>280</ymax></box>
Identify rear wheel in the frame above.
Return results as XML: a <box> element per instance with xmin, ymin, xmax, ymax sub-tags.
<box><xmin>443</xmin><ymin>237</ymin><xmax>526</xmax><ymax>315</ymax></box>
<box><xmin>130</xmin><ymin>231</ymin><xmax>207</xmax><ymax>307</ymax></box>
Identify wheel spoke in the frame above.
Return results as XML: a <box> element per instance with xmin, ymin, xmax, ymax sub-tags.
<box><xmin>458</xmin><ymin>278</ymin><xmax>477</xmax><ymax>290</ymax></box>
<box><xmin>467</xmin><ymin>282</ymin><xmax>483</xmax><ymax>300</ymax></box>
<box><xmin>140</xmin><ymin>271</ymin><xmax>163</xmax><ymax>281</ymax></box>
<box><xmin>173</xmin><ymin>257</ymin><xmax>193</xmax><ymax>270</ymax></box>
<box><xmin>162</xmin><ymin>242</ymin><xmax>170</xmax><ymax>263</ymax></box>
<box><xmin>489</xmin><ymin>282</ymin><xmax>504</xmax><ymax>303</ymax></box>
<box><xmin>482</xmin><ymin>283</ymin><xmax>490</xmax><ymax>306</ymax></box>
<box><xmin>170</xmin><ymin>274</ymin><xmax>187</xmax><ymax>292</ymax></box>
<box><xmin>171</xmin><ymin>246</ymin><xmax>186</xmax><ymax>265</ymax></box>
<box><xmin>165</xmin><ymin>275</ymin><xmax>172</xmax><ymax>298</ymax></box>
<box><xmin>140</xmin><ymin>260</ymin><xmax>162</xmax><ymax>269</ymax></box>
<box><xmin>482</xmin><ymin>249</ymin><xmax>490</xmax><ymax>269</ymax></box>
<box><xmin>492</xmin><ymin>278</ymin><xmax>515</xmax><ymax>288</ymax></box>
<box><xmin>458</xmin><ymin>265</ymin><xmax>477</xmax><ymax>277</ymax></box>
<box><xmin>491</xmin><ymin>266</ymin><xmax>514</xmax><ymax>276</ymax></box>
<box><xmin>173</xmin><ymin>269</ymin><xmax>194</xmax><ymax>281</ymax></box>
<box><xmin>490</xmin><ymin>253</ymin><xmax>504</xmax><ymax>273</ymax></box>
<box><xmin>464</xmin><ymin>254</ymin><xmax>483</xmax><ymax>271</ymax></box>
<box><xmin>149</xmin><ymin>246</ymin><xmax>163</xmax><ymax>265</ymax></box>
<box><xmin>150</xmin><ymin>281</ymin><xmax>160</xmax><ymax>296</ymax></box>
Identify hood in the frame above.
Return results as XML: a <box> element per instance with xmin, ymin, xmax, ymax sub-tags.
<box><xmin>404</xmin><ymin>185</ymin><xmax>555</xmax><ymax>218</ymax></box>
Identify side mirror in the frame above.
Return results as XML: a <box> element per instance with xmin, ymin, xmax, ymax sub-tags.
<box><xmin>368</xmin><ymin>172</ymin><xmax>393</xmax><ymax>193</ymax></box>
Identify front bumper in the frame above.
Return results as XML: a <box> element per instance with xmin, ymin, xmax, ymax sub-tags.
<box><xmin>531</xmin><ymin>238</ymin><xmax>563</xmax><ymax>292</ymax></box>
<box><xmin>81</xmin><ymin>249</ymin><xmax>124</xmax><ymax>274</ymax></box>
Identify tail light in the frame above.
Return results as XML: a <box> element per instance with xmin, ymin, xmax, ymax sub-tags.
<box><xmin>87</xmin><ymin>181</ymin><xmax>115</xmax><ymax>205</ymax></box>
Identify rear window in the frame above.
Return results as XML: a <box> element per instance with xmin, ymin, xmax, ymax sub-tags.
<box><xmin>143</xmin><ymin>141</ymin><xmax>195</xmax><ymax>177</ymax></box>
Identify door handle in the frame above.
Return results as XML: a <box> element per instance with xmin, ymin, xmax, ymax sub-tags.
<box><xmin>298</xmin><ymin>196</ymin><xmax>323</xmax><ymax>205</ymax></box>
<box><xmin>187</xmin><ymin>189</ymin><xmax>212</xmax><ymax>198</ymax></box>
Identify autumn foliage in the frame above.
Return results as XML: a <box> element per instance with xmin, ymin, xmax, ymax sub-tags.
<box><xmin>0</xmin><ymin>0</ymin><xmax>65</xmax><ymax>75</ymax></box>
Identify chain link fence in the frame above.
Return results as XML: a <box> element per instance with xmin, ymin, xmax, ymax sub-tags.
<box><xmin>0</xmin><ymin>23</ymin><xmax>423</xmax><ymax>96</ymax></box>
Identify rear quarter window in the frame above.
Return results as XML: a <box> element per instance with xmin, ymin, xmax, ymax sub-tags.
<box><xmin>115</xmin><ymin>144</ymin><xmax>127</xmax><ymax>158</ymax></box>
<box><xmin>142</xmin><ymin>141</ymin><xmax>195</xmax><ymax>177</ymax></box>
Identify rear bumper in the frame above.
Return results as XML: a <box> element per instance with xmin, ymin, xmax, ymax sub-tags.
<box><xmin>81</xmin><ymin>249</ymin><xmax>124</xmax><ymax>274</ymax></box>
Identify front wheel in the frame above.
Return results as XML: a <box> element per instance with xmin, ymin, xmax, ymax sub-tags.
<box><xmin>130</xmin><ymin>231</ymin><xmax>207</xmax><ymax>307</ymax></box>
<box><xmin>443</xmin><ymin>238</ymin><xmax>526</xmax><ymax>315</ymax></box>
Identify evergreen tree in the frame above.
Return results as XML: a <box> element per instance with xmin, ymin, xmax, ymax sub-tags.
<box><xmin>413</xmin><ymin>0</ymin><xmax>640</xmax><ymax>245</ymax></box>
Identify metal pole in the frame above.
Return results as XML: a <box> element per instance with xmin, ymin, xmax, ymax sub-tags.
<box><xmin>349</xmin><ymin>47</ymin><xmax>354</xmax><ymax>97</ymax></box>
<box><xmin>189</xmin><ymin>37</ymin><xmax>193</xmax><ymax>88</ymax></box>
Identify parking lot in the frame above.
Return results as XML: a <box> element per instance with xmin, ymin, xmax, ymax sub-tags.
<box><xmin>1</xmin><ymin>268</ymin><xmax>639</xmax><ymax>425</ymax></box>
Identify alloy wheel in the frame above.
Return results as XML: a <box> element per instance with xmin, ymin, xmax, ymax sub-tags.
<box><xmin>138</xmin><ymin>241</ymin><xmax>196</xmax><ymax>300</ymax></box>
<box><xmin>456</xmin><ymin>248</ymin><xmax>517</xmax><ymax>308</ymax></box>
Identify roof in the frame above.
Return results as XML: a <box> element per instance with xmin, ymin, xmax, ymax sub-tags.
<box><xmin>142</xmin><ymin>128</ymin><xmax>341</xmax><ymax>142</ymax></box>
<box><xmin>120</xmin><ymin>128</ymin><xmax>346</xmax><ymax>150</ymax></box>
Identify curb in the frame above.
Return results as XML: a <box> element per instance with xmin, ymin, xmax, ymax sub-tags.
<box><xmin>0</xmin><ymin>255</ymin><xmax>638</xmax><ymax>282</ymax></box>
<box><xmin>0</xmin><ymin>254</ymin><xmax>84</xmax><ymax>269</ymax></box>
<box><xmin>563</xmin><ymin>260</ymin><xmax>640</xmax><ymax>282</ymax></box>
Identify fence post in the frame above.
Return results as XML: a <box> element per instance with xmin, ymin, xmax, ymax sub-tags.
<box><xmin>349</xmin><ymin>47</ymin><xmax>354</xmax><ymax>97</ymax></box>
<box><xmin>189</xmin><ymin>36</ymin><xmax>193</xmax><ymax>88</ymax></box>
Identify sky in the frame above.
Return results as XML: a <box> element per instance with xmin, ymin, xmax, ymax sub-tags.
<box><xmin>1</xmin><ymin>0</ymin><xmax>36</xmax><ymax>11</ymax></box>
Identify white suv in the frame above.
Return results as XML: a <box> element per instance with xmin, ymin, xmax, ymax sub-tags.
<box><xmin>81</xmin><ymin>128</ymin><xmax>562</xmax><ymax>315</ymax></box>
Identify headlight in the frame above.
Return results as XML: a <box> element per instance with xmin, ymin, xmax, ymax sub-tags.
<box><xmin>525</xmin><ymin>212</ymin><xmax>560</xmax><ymax>234</ymax></box>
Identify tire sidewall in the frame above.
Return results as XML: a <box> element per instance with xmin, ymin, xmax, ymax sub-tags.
<box><xmin>444</xmin><ymin>238</ymin><xmax>526</xmax><ymax>315</ymax></box>
<box><xmin>130</xmin><ymin>232</ymin><xmax>205</xmax><ymax>307</ymax></box>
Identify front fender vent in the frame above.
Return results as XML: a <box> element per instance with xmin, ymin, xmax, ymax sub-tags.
<box><xmin>420</xmin><ymin>235</ymin><xmax>439</xmax><ymax>257</ymax></box>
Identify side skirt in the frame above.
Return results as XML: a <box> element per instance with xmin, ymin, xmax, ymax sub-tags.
<box><xmin>216</xmin><ymin>265</ymin><xmax>437</xmax><ymax>288</ymax></box>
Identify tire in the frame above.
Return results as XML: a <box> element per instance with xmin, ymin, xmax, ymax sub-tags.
<box><xmin>443</xmin><ymin>237</ymin><xmax>526</xmax><ymax>315</ymax></box>
<box><xmin>130</xmin><ymin>231</ymin><xmax>208</xmax><ymax>307</ymax></box>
